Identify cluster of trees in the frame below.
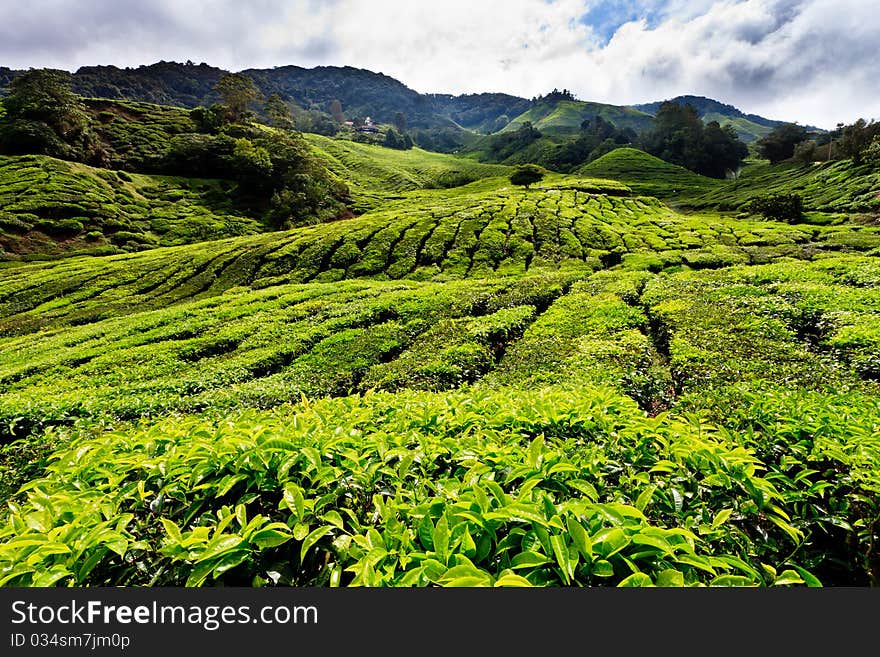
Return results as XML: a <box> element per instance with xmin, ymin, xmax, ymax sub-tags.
<box><xmin>382</xmin><ymin>128</ymin><xmax>414</xmax><ymax>150</ymax></box>
<box><xmin>172</xmin><ymin>73</ymin><xmax>350</xmax><ymax>226</ymax></box>
<box><xmin>486</xmin><ymin>122</ymin><xmax>542</xmax><ymax>160</ymax></box>
<box><xmin>0</xmin><ymin>70</ymin><xmax>349</xmax><ymax>228</ymax></box>
<box><xmin>759</xmin><ymin>119</ymin><xmax>880</xmax><ymax>167</ymax></box>
<box><xmin>640</xmin><ymin>102</ymin><xmax>749</xmax><ymax>178</ymax></box>
<box><xmin>756</xmin><ymin>123</ymin><xmax>811</xmax><ymax>163</ymax></box>
<box><xmin>530</xmin><ymin>89</ymin><xmax>577</xmax><ymax>104</ymax></box>
<box><xmin>0</xmin><ymin>69</ymin><xmax>100</xmax><ymax>161</ymax></box>
<box><xmin>549</xmin><ymin>116</ymin><xmax>638</xmax><ymax>172</ymax></box>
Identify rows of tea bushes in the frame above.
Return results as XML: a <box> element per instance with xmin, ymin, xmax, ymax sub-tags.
<box><xmin>0</xmin><ymin>273</ymin><xmax>574</xmax><ymax>447</ymax></box>
<box><xmin>0</xmin><ymin>155</ymin><xmax>260</xmax><ymax>258</ymax></box>
<box><xmin>3</xmin><ymin>179</ymin><xmax>878</xmax><ymax>335</ymax></box>
<box><xmin>1</xmin><ymin>255</ymin><xmax>877</xmax><ymax>509</ymax></box>
<box><xmin>1</xmin><ymin>254</ymin><xmax>877</xmax><ymax>445</ymax></box>
<box><xmin>1</xmin><ymin>383</ymin><xmax>876</xmax><ymax>587</ymax></box>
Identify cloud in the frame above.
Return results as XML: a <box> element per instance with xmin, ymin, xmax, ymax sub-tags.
<box><xmin>0</xmin><ymin>0</ymin><xmax>878</xmax><ymax>128</ymax></box>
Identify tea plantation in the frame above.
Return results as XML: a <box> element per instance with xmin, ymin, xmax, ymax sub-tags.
<box><xmin>0</xmin><ymin>110</ymin><xmax>878</xmax><ymax>587</ymax></box>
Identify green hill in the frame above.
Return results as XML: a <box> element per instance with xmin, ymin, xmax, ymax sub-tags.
<box><xmin>504</xmin><ymin>100</ymin><xmax>654</xmax><ymax>136</ymax></box>
<box><xmin>304</xmin><ymin>134</ymin><xmax>512</xmax><ymax>211</ymax></box>
<box><xmin>0</xmin><ymin>155</ymin><xmax>262</xmax><ymax>259</ymax></box>
<box><xmin>6</xmin><ymin>175</ymin><xmax>876</xmax><ymax>336</ymax></box>
<box><xmin>579</xmin><ymin>147</ymin><xmax>880</xmax><ymax>214</ymax></box>
<box><xmin>1</xmin><ymin>220</ymin><xmax>878</xmax><ymax>586</ymax></box>
<box><xmin>0</xmin><ymin>98</ymin><xmax>517</xmax><ymax>259</ymax></box>
<box><xmin>578</xmin><ymin>148</ymin><xmax>722</xmax><ymax>199</ymax></box>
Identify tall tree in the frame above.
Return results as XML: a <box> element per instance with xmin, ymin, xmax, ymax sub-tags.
<box><xmin>393</xmin><ymin>111</ymin><xmax>407</xmax><ymax>133</ymax></box>
<box><xmin>839</xmin><ymin>119</ymin><xmax>880</xmax><ymax>166</ymax></box>
<box><xmin>756</xmin><ymin>123</ymin><xmax>809</xmax><ymax>164</ymax></box>
<box><xmin>509</xmin><ymin>164</ymin><xmax>545</xmax><ymax>189</ymax></box>
<box><xmin>639</xmin><ymin>102</ymin><xmax>747</xmax><ymax>177</ymax></box>
<box><xmin>4</xmin><ymin>68</ymin><xmax>87</xmax><ymax>137</ymax></box>
<box><xmin>329</xmin><ymin>99</ymin><xmax>344</xmax><ymax>124</ymax></box>
<box><xmin>213</xmin><ymin>73</ymin><xmax>261</xmax><ymax>124</ymax></box>
<box><xmin>265</xmin><ymin>93</ymin><xmax>293</xmax><ymax>130</ymax></box>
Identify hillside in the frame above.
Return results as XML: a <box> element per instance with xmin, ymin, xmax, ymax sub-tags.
<box><xmin>5</xmin><ymin>176</ymin><xmax>877</xmax><ymax>336</ymax></box>
<box><xmin>1</xmin><ymin>86</ymin><xmax>879</xmax><ymax>590</ymax></box>
<box><xmin>0</xmin><ymin>155</ymin><xmax>264</xmax><ymax>258</ymax></box>
<box><xmin>1</xmin><ymin>188</ymin><xmax>878</xmax><ymax>585</ymax></box>
<box><xmin>303</xmin><ymin>134</ymin><xmax>512</xmax><ymax>211</ymax></box>
<box><xmin>579</xmin><ymin>148</ymin><xmax>722</xmax><ymax>199</ymax></box>
<box><xmin>0</xmin><ymin>98</ymin><xmax>520</xmax><ymax>259</ymax></box>
<box><xmin>504</xmin><ymin>99</ymin><xmax>654</xmax><ymax>136</ymax></box>
<box><xmin>580</xmin><ymin>147</ymin><xmax>880</xmax><ymax>214</ymax></box>
<box><xmin>1</xmin><ymin>63</ymin><xmax>810</xmax><ymax>145</ymax></box>
<box><xmin>0</xmin><ymin>62</ymin><xmax>528</xmax><ymax>136</ymax></box>
<box><xmin>632</xmin><ymin>95</ymin><xmax>808</xmax><ymax>143</ymax></box>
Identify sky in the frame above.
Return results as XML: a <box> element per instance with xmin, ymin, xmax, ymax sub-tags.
<box><xmin>1</xmin><ymin>0</ymin><xmax>878</xmax><ymax>129</ymax></box>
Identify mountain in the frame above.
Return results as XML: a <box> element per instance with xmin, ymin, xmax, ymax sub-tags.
<box><xmin>1</xmin><ymin>63</ymin><xmax>806</xmax><ymax>142</ymax></box>
<box><xmin>631</xmin><ymin>94</ymin><xmax>819</xmax><ymax>142</ymax></box>
<box><xmin>3</xmin><ymin>61</ymin><xmax>526</xmax><ymax>135</ymax></box>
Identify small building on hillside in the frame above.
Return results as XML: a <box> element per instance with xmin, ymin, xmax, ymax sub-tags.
<box><xmin>356</xmin><ymin>116</ymin><xmax>379</xmax><ymax>133</ymax></box>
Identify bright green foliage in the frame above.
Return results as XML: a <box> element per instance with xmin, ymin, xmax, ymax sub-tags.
<box><xmin>0</xmin><ymin>273</ymin><xmax>573</xmax><ymax>445</ymax></box>
<box><xmin>0</xmin><ymin>155</ymin><xmax>260</xmax><ymax>258</ymax></box>
<box><xmin>3</xmin><ymin>180</ymin><xmax>874</xmax><ymax>321</ymax></box>
<box><xmin>4</xmin><ymin>385</ymin><xmax>875</xmax><ymax>587</ymax></box>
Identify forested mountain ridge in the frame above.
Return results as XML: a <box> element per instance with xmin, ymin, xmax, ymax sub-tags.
<box><xmin>0</xmin><ymin>61</ymin><xmax>802</xmax><ymax>140</ymax></box>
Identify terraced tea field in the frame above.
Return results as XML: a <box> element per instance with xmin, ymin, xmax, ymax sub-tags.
<box><xmin>0</xmin><ymin>127</ymin><xmax>879</xmax><ymax>588</ymax></box>
<box><xmin>0</xmin><ymin>155</ymin><xmax>260</xmax><ymax>258</ymax></box>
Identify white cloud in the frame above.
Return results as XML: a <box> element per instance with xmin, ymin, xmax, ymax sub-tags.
<box><xmin>1</xmin><ymin>0</ymin><xmax>878</xmax><ymax>127</ymax></box>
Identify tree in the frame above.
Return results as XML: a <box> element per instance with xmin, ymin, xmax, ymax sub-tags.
<box><xmin>329</xmin><ymin>99</ymin><xmax>344</xmax><ymax>124</ymax></box>
<box><xmin>0</xmin><ymin>68</ymin><xmax>97</xmax><ymax>159</ymax></box>
<box><xmin>864</xmin><ymin>137</ymin><xmax>880</xmax><ymax>167</ymax></box>
<box><xmin>748</xmin><ymin>193</ymin><xmax>804</xmax><ymax>223</ymax></box>
<box><xmin>639</xmin><ymin>102</ymin><xmax>747</xmax><ymax>177</ymax></box>
<box><xmin>509</xmin><ymin>164</ymin><xmax>545</xmax><ymax>189</ymax></box>
<box><xmin>756</xmin><ymin>123</ymin><xmax>808</xmax><ymax>163</ymax></box>
<box><xmin>698</xmin><ymin>121</ymin><xmax>749</xmax><ymax>178</ymax></box>
<box><xmin>839</xmin><ymin>119</ymin><xmax>880</xmax><ymax>165</ymax></box>
<box><xmin>265</xmin><ymin>93</ymin><xmax>293</xmax><ymax>130</ymax></box>
<box><xmin>793</xmin><ymin>140</ymin><xmax>817</xmax><ymax>164</ymax></box>
<box><xmin>384</xmin><ymin>128</ymin><xmax>403</xmax><ymax>149</ymax></box>
<box><xmin>4</xmin><ymin>68</ymin><xmax>88</xmax><ymax>138</ymax></box>
<box><xmin>213</xmin><ymin>73</ymin><xmax>261</xmax><ymax>124</ymax></box>
<box><xmin>383</xmin><ymin>128</ymin><xmax>413</xmax><ymax>150</ymax></box>
<box><xmin>640</xmin><ymin>102</ymin><xmax>703</xmax><ymax>169</ymax></box>
<box><xmin>393</xmin><ymin>111</ymin><xmax>407</xmax><ymax>133</ymax></box>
